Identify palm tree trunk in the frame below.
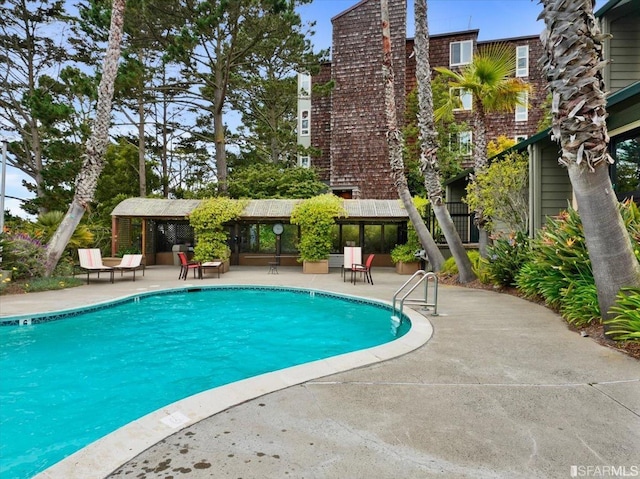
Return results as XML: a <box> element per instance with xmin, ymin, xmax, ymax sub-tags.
<box><xmin>414</xmin><ymin>0</ymin><xmax>475</xmax><ymax>282</ymax></box>
<box><xmin>471</xmin><ymin>103</ymin><xmax>490</xmax><ymax>257</ymax></box>
<box><xmin>540</xmin><ymin>0</ymin><xmax>640</xmax><ymax>320</ymax></box>
<box><xmin>44</xmin><ymin>0</ymin><xmax>126</xmax><ymax>275</ymax></box>
<box><xmin>380</xmin><ymin>0</ymin><xmax>444</xmax><ymax>271</ymax></box>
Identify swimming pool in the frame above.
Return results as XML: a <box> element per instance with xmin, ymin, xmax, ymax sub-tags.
<box><xmin>0</xmin><ymin>286</ymin><xmax>412</xmax><ymax>479</ymax></box>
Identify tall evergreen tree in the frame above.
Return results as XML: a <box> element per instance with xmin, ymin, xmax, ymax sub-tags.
<box><xmin>0</xmin><ymin>0</ymin><xmax>87</xmax><ymax>214</ymax></box>
<box><xmin>166</xmin><ymin>0</ymin><xmax>313</xmax><ymax>195</ymax></box>
<box><xmin>227</xmin><ymin>13</ymin><xmax>326</xmax><ymax>164</ymax></box>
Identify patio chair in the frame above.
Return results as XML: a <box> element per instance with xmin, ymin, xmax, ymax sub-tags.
<box><xmin>177</xmin><ymin>251</ymin><xmax>201</xmax><ymax>280</ymax></box>
<box><xmin>351</xmin><ymin>254</ymin><xmax>375</xmax><ymax>285</ymax></box>
<box><xmin>113</xmin><ymin>254</ymin><xmax>145</xmax><ymax>281</ymax></box>
<box><xmin>78</xmin><ymin>248</ymin><xmax>114</xmax><ymax>284</ymax></box>
<box><xmin>268</xmin><ymin>255</ymin><xmax>280</xmax><ymax>274</ymax></box>
<box><xmin>342</xmin><ymin>246</ymin><xmax>362</xmax><ymax>282</ymax></box>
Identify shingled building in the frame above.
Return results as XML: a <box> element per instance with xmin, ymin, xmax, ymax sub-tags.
<box><xmin>298</xmin><ymin>0</ymin><xmax>548</xmax><ymax>199</ymax></box>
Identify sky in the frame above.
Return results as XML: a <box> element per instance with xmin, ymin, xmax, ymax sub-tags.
<box><xmin>3</xmin><ymin>0</ymin><xmax>606</xmax><ymax>220</ymax></box>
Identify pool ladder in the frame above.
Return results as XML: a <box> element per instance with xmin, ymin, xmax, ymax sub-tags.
<box><xmin>391</xmin><ymin>270</ymin><xmax>439</xmax><ymax>327</ymax></box>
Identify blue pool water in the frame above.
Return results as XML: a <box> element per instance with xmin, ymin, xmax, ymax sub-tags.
<box><xmin>0</xmin><ymin>286</ymin><xmax>409</xmax><ymax>479</ymax></box>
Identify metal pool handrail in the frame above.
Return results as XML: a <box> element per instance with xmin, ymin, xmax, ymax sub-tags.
<box><xmin>391</xmin><ymin>270</ymin><xmax>439</xmax><ymax>323</ymax></box>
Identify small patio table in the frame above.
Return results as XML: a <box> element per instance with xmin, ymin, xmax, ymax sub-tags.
<box><xmin>201</xmin><ymin>261</ymin><xmax>222</xmax><ymax>278</ymax></box>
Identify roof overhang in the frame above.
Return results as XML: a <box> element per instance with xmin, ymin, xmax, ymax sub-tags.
<box><xmin>111</xmin><ymin>198</ymin><xmax>410</xmax><ymax>221</ymax></box>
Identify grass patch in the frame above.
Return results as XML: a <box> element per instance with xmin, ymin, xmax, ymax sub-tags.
<box><xmin>0</xmin><ymin>276</ymin><xmax>84</xmax><ymax>295</ymax></box>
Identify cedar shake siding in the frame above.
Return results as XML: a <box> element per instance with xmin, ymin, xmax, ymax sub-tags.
<box><xmin>309</xmin><ymin>2</ymin><xmax>548</xmax><ymax>198</ymax></box>
<box><xmin>329</xmin><ymin>0</ymin><xmax>406</xmax><ymax>199</ymax></box>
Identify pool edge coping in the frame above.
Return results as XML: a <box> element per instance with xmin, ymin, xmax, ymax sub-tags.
<box><xmin>27</xmin><ymin>285</ymin><xmax>433</xmax><ymax>479</ymax></box>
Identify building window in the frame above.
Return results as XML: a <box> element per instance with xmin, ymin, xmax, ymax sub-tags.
<box><xmin>450</xmin><ymin>40</ymin><xmax>473</xmax><ymax>67</ymax></box>
<box><xmin>299</xmin><ymin>109</ymin><xmax>310</xmax><ymax>136</ymax></box>
<box><xmin>516</xmin><ymin>45</ymin><xmax>529</xmax><ymax>77</ymax></box>
<box><xmin>299</xmin><ymin>155</ymin><xmax>310</xmax><ymax>168</ymax></box>
<box><xmin>611</xmin><ymin>129</ymin><xmax>640</xmax><ymax>202</ymax></box>
<box><xmin>451</xmin><ymin>131</ymin><xmax>473</xmax><ymax>156</ymax></box>
<box><xmin>298</xmin><ymin>73</ymin><xmax>311</xmax><ymax>97</ymax></box>
<box><xmin>515</xmin><ymin>92</ymin><xmax>528</xmax><ymax>122</ymax></box>
<box><xmin>451</xmin><ymin>88</ymin><xmax>472</xmax><ymax>111</ymax></box>
<box><xmin>515</xmin><ymin>135</ymin><xmax>528</xmax><ymax>143</ymax></box>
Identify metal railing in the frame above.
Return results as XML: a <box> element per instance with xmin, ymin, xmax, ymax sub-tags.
<box><xmin>391</xmin><ymin>270</ymin><xmax>439</xmax><ymax>326</ymax></box>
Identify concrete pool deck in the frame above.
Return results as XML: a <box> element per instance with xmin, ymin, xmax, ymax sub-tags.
<box><xmin>1</xmin><ymin>265</ymin><xmax>639</xmax><ymax>479</ymax></box>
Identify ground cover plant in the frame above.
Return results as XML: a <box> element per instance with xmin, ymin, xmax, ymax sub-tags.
<box><xmin>0</xmin><ymin>232</ymin><xmax>84</xmax><ymax>295</ymax></box>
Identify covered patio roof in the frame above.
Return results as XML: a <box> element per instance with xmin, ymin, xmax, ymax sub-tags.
<box><xmin>111</xmin><ymin>198</ymin><xmax>410</xmax><ymax>221</ymax></box>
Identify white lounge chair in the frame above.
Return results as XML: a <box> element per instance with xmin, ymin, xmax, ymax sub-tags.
<box><xmin>342</xmin><ymin>246</ymin><xmax>362</xmax><ymax>282</ymax></box>
<box><xmin>78</xmin><ymin>249</ymin><xmax>114</xmax><ymax>284</ymax></box>
<box><xmin>113</xmin><ymin>254</ymin><xmax>145</xmax><ymax>281</ymax></box>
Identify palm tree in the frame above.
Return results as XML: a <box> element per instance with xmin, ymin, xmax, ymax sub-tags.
<box><xmin>539</xmin><ymin>0</ymin><xmax>640</xmax><ymax>321</ymax></box>
<box><xmin>44</xmin><ymin>0</ymin><xmax>126</xmax><ymax>275</ymax></box>
<box><xmin>413</xmin><ymin>0</ymin><xmax>475</xmax><ymax>283</ymax></box>
<box><xmin>380</xmin><ymin>0</ymin><xmax>444</xmax><ymax>271</ymax></box>
<box><xmin>435</xmin><ymin>43</ymin><xmax>530</xmax><ymax>256</ymax></box>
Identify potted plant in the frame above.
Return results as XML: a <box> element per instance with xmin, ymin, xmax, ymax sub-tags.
<box><xmin>390</xmin><ymin>242</ymin><xmax>422</xmax><ymax>274</ymax></box>
<box><xmin>189</xmin><ymin>198</ymin><xmax>248</xmax><ymax>273</ymax></box>
<box><xmin>290</xmin><ymin>194</ymin><xmax>347</xmax><ymax>274</ymax></box>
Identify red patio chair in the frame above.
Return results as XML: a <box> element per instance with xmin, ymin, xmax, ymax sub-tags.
<box><xmin>177</xmin><ymin>251</ymin><xmax>201</xmax><ymax>280</ymax></box>
<box><xmin>351</xmin><ymin>254</ymin><xmax>375</xmax><ymax>285</ymax></box>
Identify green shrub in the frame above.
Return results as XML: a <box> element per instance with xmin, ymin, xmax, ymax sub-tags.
<box><xmin>2</xmin><ymin>233</ymin><xmax>47</xmax><ymax>280</ymax></box>
<box><xmin>391</xmin><ymin>242</ymin><xmax>420</xmax><ymax>264</ymax></box>
<box><xmin>26</xmin><ymin>211</ymin><xmax>94</xmax><ymax>250</ymax></box>
<box><xmin>465</xmin><ymin>151</ymin><xmax>529</xmax><ymax>233</ymax></box>
<box><xmin>515</xmin><ymin>201</ymin><xmax>640</xmax><ymax>330</ymax></box>
<box><xmin>468</xmin><ymin>250</ymin><xmax>492</xmax><ymax>284</ymax></box>
<box><xmin>189</xmin><ymin>198</ymin><xmax>248</xmax><ymax>261</ymax></box>
<box><xmin>515</xmin><ymin>207</ymin><xmax>592</xmax><ymax>310</ymax></box>
<box><xmin>441</xmin><ymin>255</ymin><xmax>459</xmax><ymax>275</ymax></box>
<box><xmin>486</xmin><ymin>231</ymin><xmax>530</xmax><ymax>287</ymax></box>
<box><xmin>290</xmin><ymin>194</ymin><xmax>347</xmax><ymax>261</ymax></box>
<box><xmin>53</xmin><ymin>254</ymin><xmax>77</xmax><ymax>277</ymax></box>
<box><xmin>559</xmin><ymin>277</ymin><xmax>600</xmax><ymax>327</ymax></box>
<box><xmin>605</xmin><ymin>288</ymin><xmax>640</xmax><ymax>341</ymax></box>
<box><xmin>440</xmin><ymin>250</ymin><xmax>491</xmax><ymax>283</ymax></box>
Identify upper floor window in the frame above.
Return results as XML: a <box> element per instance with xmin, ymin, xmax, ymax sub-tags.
<box><xmin>299</xmin><ymin>155</ymin><xmax>310</xmax><ymax>168</ymax></box>
<box><xmin>451</xmin><ymin>88</ymin><xmax>472</xmax><ymax>111</ymax></box>
<box><xmin>515</xmin><ymin>92</ymin><xmax>528</xmax><ymax>122</ymax></box>
<box><xmin>450</xmin><ymin>40</ymin><xmax>473</xmax><ymax>67</ymax></box>
<box><xmin>298</xmin><ymin>73</ymin><xmax>311</xmax><ymax>97</ymax></box>
<box><xmin>299</xmin><ymin>109</ymin><xmax>310</xmax><ymax>136</ymax></box>
<box><xmin>451</xmin><ymin>131</ymin><xmax>473</xmax><ymax>156</ymax></box>
<box><xmin>516</xmin><ymin>45</ymin><xmax>529</xmax><ymax>77</ymax></box>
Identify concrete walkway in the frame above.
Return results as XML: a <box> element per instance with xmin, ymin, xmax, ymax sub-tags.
<box><xmin>2</xmin><ymin>266</ymin><xmax>639</xmax><ymax>479</ymax></box>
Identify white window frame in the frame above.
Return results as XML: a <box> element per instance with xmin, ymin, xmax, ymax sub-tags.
<box><xmin>450</xmin><ymin>131</ymin><xmax>473</xmax><ymax>156</ymax></box>
<box><xmin>516</xmin><ymin>45</ymin><xmax>529</xmax><ymax>77</ymax></box>
<box><xmin>459</xmin><ymin>131</ymin><xmax>472</xmax><ymax>155</ymax></box>
<box><xmin>515</xmin><ymin>92</ymin><xmax>528</xmax><ymax>122</ymax></box>
<box><xmin>299</xmin><ymin>109</ymin><xmax>310</xmax><ymax>136</ymax></box>
<box><xmin>450</xmin><ymin>40</ymin><xmax>473</xmax><ymax>67</ymax></box>
<box><xmin>298</xmin><ymin>73</ymin><xmax>311</xmax><ymax>97</ymax></box>
<box><xmin>298</xmin><ymin>155</ymin><xmax>310</xmax><ymax>168</ymax></box>
<box><xmin>451</xmin><ymin>87</ymin><xmax>472</xmax><ymax>111</ymax></box>
<box><xmin>515</xmin><ymin>135</ymin><xmax>528</xmax><ymax>144</ymax></box>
